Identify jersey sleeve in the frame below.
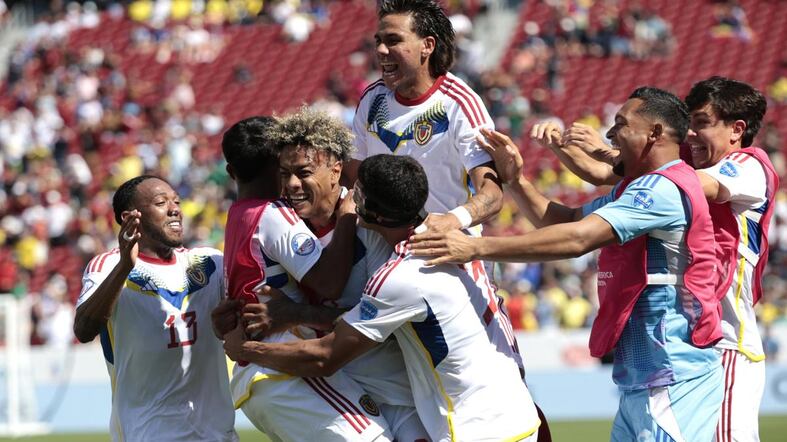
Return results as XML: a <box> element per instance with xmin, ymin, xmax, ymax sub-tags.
<box><xmin>453</xmin><ymin>96</ymin><xmax>494</xmax><ymax>173</ymax></box>
<box><xmin>257</xmin><ymin>201</ymin><xmax>323</xmax><ymax>282</ymax></box>
<box><xmin>77</xmin><ymin>252</ymin><xmax>121</xmax><ymax>308</ymax></box>
<box><xmin>343</xmin><ymin>268</ymin><xmax>427</xmax><ymax>342</ymax></box>
<box><xmin>700</xmin><ymin>154</ymin><xmax>767</xmax><ymax>210</ymax></box>
<box><xmin>581</xmin><ymin>183</ymin><xmax>621</xmax><ymax>217</ymax></box>
<box><xmin>592</xmin><ymin>175</ymin><xmax>688</xmax><ymax>244</ymax></box>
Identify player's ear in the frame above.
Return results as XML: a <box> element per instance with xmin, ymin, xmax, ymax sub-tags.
<box><xmin>730</xmin><ymin>119</ymin><xmax>746</xmax><ymax>144</ymax></box>
<box><xmin>421</xmin><ymin>36</ymin><xmax>435</xmax><ymax>59</ymax></box>
<box><xmin>226</xmin><ymin>164</ymin><xmax>237</xmax><ymax>180</ymax></box>
<box><xmin>120</xmin><ymin>210</ymin><xmax>133</xmax><ymax>222</ymax></box>
<box><xmin>649</xmin><ymin>123</ymin><xmax>663</xmax><ymax>143</ymax></box>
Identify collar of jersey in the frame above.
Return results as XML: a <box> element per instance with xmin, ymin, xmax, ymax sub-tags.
<box><xmin>395</xmin><ymin>75</ymin><xmax>446</xmax><ymax>106</ymax></box>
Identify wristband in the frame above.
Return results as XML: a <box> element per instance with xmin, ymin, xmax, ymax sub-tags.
<box><xmin>448</xmin><ymin>206</ymin><xmax>472</xmax><ymax>229</ymax></box>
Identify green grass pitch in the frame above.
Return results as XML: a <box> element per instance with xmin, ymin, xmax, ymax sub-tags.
<box><xmin>2</xmin><ymin>416</ymin><xmax>785</xmax><ymax>441</ymax></box>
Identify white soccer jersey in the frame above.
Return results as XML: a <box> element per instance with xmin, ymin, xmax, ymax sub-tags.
<box><xmin>224</xmin><ymin>198</ymin><xmax>324</xmax><ymax>406</ymax></box>
<box><xmin>312</xmin><ymin>213</ymin><xmax>415</xmax><ymax>409</ymax></box>
<box><xmin>700</xmin><ymin>151</ymin><xmax>768</xmax><ymax>359</ymax></box>
<box><xmin>344</xmin><ymin>242</ymin><xmax>540</xmax><ymax>442</ymax></box>
<box><xmin>352</xmin><ymin>73</ymin><xmax>494</xmax><ymax>214</ymax></box>
<box><xmin>79</xmin><ymin>248</ymin><xmax>237</xmax><ymax>442</ymax></box>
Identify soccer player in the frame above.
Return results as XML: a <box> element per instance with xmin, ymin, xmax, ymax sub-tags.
<box><xmin>217</xmin><ymin>116</ymin><xmax>392</xmax><ymax>441</ymax></box>
<box><xmin>410</xmin><ymin>87</ymin><xmax>724</xmax><ymax>441</ymax></box>
<box><xmin>224</xmin><ymin>154</ymin><xmax>541</xmax><ymax>442</ymax></box>
<box><xmin>534</xmin><ymin>77</ymin><xmax>778</xmax><ymax>442</ymax></box>
<box><xmin>265</xmin><ymin>108</ymin><xmax>429</xmax><ymax>440</ymax></box>
<box><xmin>344</xmin><ymin>0</ymin><xmax>503</xmax><ymax>234</ymax></box>
<box><xmin>73</xmin><ymin>176</ymin><xmax>237</xmax><ymax>442</ymax></box>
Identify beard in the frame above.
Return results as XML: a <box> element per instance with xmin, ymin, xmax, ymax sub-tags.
<box><xmin>140</xmin><ymin>219</ymin><xmax>183</xmax><ymax>249</ymax></box>
<box><xmin>612</xmin><ymin>161</ymin><xmax>625</xmax><ymax>177</ymax></box>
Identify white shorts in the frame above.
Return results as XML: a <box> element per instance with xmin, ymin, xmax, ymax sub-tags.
<box><xmin>715</xmin><ymin>348</ymin><xmax>766</xmax><ymax>442</ymax></box>
<box><xmin>378</xmin><ymin>403</ymin><xmax>429</xmax><ymax>442</ymax></box>
<box><xmin>240</xmin><ymin>371</ymin><xmax>393</xmax><ymax>442</ymax></box>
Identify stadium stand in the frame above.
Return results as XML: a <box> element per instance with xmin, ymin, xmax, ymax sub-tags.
<box><xmin>0</xmin><ymin>0</ymin><xmax>785</xmax><ymax>350</ymax></box>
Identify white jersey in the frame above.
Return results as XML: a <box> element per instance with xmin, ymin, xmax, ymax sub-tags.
<box><xmin>223</xmin><ymin>198</ymin><xmax>324</xmax><ymax>407</ymax></box>
<box><xmin>313</xmin><ymin>211</ymin><xmax>414</xmax><ymax>408</ymax></box>
<box><xmin>79</xmin><ymin>247</ymin><xmax>237</xmax><ymax>442</ymax></box>
<box><xmin>344</xmin><ymin>242</ymin><xmax>540</xmax><ymax>442</ymax></box>
<box><xmin>700</xmin><ymin>151</ymin><xmax>768</xmax><ymax>360</ymax></box>
<box><xmin>352</xmin><ymin>73</ymin><xmax>494</xmax><ymax>214</ymax></box>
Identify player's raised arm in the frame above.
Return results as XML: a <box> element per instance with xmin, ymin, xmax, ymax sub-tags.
<box><xmin>74</xmin><ymin>210</ymin><xmax>141</xmax><ymax>343</ymax></box>
<box><xmin>477</xmin><ymin>128</ymin><xmax>582</xmax><ymax>228</ymax></box>
<box><xmin>533</xmin><ymin>121</ymin><xmax>620</xmax><ymax>186</ymax></box>
<box><xmin>299</xmin><ymin>196</ymin><xmax>357</xmax><ymax>300</ymax></box>
<box><xmin>410</xmin><ymin>214</ymin><xmax>617</xmax><ymax>266</ymax></box>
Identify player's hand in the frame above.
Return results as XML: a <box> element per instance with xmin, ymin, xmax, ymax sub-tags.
<box><xmin>243</xmin><ymin>285</ymin><xmax>293</xmax><ymax>339</ymax></box>
<box><xmin>477</xmin><ymin>128</ymin><xmax>523</xmax><ymax>186</ymax></box>
<box><xmin>337</xmin><ymin>189</ymin><xmax>357</xmax><ymax>219</ymax></box>
<box><xmin>118</xmin><ymin>210</ymin><xmax>141</xmax><ymax>269</ymax></box>
<box><xmin>222</xmin><ymin>324</ymin><xmax>248</xmax><ymax>362</ymax></box>
<box><xmin>529</xmin><ymin>121</ymin><xmax>564</xmax><ymax>150</ymax></box>
<box><xmin>211</xmin><ymin>298</ymin><xmax>241</xmax><ymax>337</ymax></box>
<box><xmin>422</xmin><ymin>213</ymin><xmax>463</xmax><ymax>234</ymax></box>
<box><xmin>408</xmin><ymin>229</ymin><xmax>478</xmax><ymax>265</ymax></box>
<box><xmin>563</xmin><ymin>123</ymin><xmax>617</xmax><ymax>165</ymax></box>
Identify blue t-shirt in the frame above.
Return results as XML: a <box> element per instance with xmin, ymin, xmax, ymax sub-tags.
<box><xmin>583</xmin><ymin>160</ymin><xmax>720</xmax><ymax>390</ymax></box>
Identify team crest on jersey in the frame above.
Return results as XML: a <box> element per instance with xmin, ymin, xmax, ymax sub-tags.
<box><xmin>291</xmin><ymin>233</ymin><xmax>316</xmax><ymax>256</ymax></box>
<box><xmin>186</xmin><ymin>266</ymin><xmax>207</xmax><ymax>288</ymax></box>
<box><xmin>720</xmin><ymin>161</ymin><xmax>739</xmax><ymax>177</ymax></box>
<box><xmin>414</xmin><ymin>121</ymin><xmax>433</xmax><ymax>145</ymax></box>
<box><xmin>359</xmin><ymin>299</ymin><xmax>378</xmax><ymax>320</ymax></box>
<box><xmin>358</xmin><ymin>394</ymin><xmax>380</xmax><ymax>416</ymax></box>
<box><xmin>632</xmin><ymin>191</ymin><xmax>654</xmax><ymax>209</ymax></box>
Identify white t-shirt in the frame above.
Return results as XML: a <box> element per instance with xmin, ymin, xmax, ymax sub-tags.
<box><xmin>79</xmin><ymin>247</ymin><xmax>237</xmax><ymax>442</ymax></box>
<box><xmin>344</xmin><ymin>242</ymin><xmax>540</xmax><ymax>442</ymax></box>
<box><xmin>352</xmin><ymin>73</ymin><xmax>494</xmax><ymax>214</ymax></box>
<box><xmin>313</xmin><ymin>214</ymin><xmax>414</xmax><ymax>408</ymax></box>
<box><xmin>700</xmin><ymin>151</ymin><xmax>768</xmax><ymax>359</ymax></box>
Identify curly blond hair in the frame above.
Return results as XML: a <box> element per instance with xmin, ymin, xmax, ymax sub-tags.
<box><xmin>268</xmin><ymin>106</ymin><xmax>355</xmax><ymax>162</ymax></box>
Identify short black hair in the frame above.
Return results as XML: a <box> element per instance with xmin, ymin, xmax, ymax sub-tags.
<box><xmin>358</xmin><ymin>154</ymin><xmax>428</xmax><ymax>227</ymax></box>
<box><xmin>221</xmin><ymin>116</ymin><xmax>278</xmax><ymax>183</ymax></box>
<box><xmin>685</xmin><ymin>76</ymin><xmax>767</xmax><ymax>147</ymax></box>
<box><xmin>378</xmin><ymin>0</ymin><xmax>455</xmax><ymax>78</ymax></box>
<box><xmin>112</xmin><ymin>175</ymin><xmax>166</xmax><ymax>224</ymax></box>
<box><xmin>629</xmin><ymin>86</ymin><xmax>689</xmax><ymax>142</ymax></box>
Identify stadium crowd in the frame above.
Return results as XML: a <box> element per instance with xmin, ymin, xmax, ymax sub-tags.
<box><xmin>0</xmin><ymin>0</ymin><xmax>785</xmax><ymax>361</ymax></box>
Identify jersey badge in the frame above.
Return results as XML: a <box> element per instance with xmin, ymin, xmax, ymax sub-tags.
<box><xmin>632</xmin><ymin>191</ymin><xmax>654</xmax><ymax>209</ymax></box>
<box><xmin>291</xmin><ymin>233</ymin><xmax>317</xmax><ymax>256</ymax></box>
<box><xmin>719</xmin><ymin>161</ymin><xmax>739</xmax><ymax>177</ymax></box>
<box><xmin>359</xmin><ymin>299</ymin><xmax>378</xmax><ymax>320</ymax></box>
<box><xmin>187</xmin><ymin>266</ymin><xmax>207</xmax><ymax>288</ymax></box>
<box><xmin>414</xmin><ymin>121</ymin><xmax>433</xmax><ymax>145</ymax></box>
<box><xmin>358</xmin><ymin>394</ymin><xmax>380</xmax><ymax>416</ymax></box>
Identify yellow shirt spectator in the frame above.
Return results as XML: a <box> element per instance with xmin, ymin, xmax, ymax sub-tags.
<box><xmin>129</xmin><ymin>0</ymin><xmax>153</xmax><ymax>22</ymax></box>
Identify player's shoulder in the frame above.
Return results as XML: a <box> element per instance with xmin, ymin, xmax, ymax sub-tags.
<box><xmin>358</xmin><ymin>79</ymin><xmax>389</xmax><ymax>104</ymax></box>
<box><xmin>260</xmin><ymin>198</ymin><xmax>302</xmax><ymax>226</ymax></box>
<box><xmin>84</xmin><ymin>248</ymin><xmax>120</xmax><ymax>274</ymax></box>
<box><xmin>363</xmin><ymin>242</ymin><xmax>416</xmax><ymax>297</ymax></box>
<box><xmin>438</xmin><ymin>73</ymin><xmax>490</xmax><ymax>128</ymax></box>
<box><xmin>717</xmin><ymin>150</ymin><xmax>767</xmax><ymax>178</ymax></box>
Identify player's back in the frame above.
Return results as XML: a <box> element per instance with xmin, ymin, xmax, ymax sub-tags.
<box><xmin>224</xmin><ymin>198</ymin><xmax>304</xmax><ymax>305</ymax></box>
<box><xmin>372</xmin><ymin>242</ymin><xmax>540</xmax><ymax>441</ymax></box>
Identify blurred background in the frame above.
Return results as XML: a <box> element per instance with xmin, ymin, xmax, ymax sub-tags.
<box><xmin>0</xmin><ymin>0</ymin><xmax>786</xmax><ymax>440</ymax></box>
